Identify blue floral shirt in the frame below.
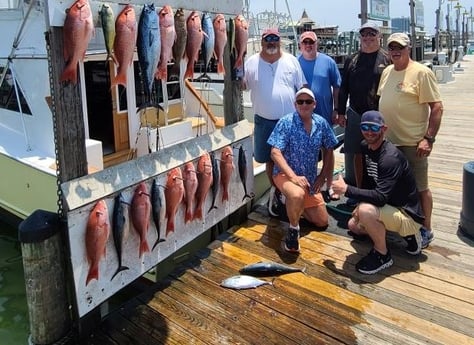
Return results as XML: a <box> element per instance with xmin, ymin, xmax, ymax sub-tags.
<box><xmin>267</xmin><ymin>112</ymin><xmax>338</xmax><ymax>194</ymax></box>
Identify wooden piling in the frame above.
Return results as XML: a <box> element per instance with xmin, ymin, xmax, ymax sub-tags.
<box><xmin>19</xmin><ymin>210</ymin><xmax>71</xmax><ymax>344</ymax></box>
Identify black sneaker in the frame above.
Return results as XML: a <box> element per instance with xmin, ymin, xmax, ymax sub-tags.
<box><xmin>284</xmin><ymin>227</ymin><xmax>300</xmax><ymax>253</ymax></box>
<box><xmin>404</xmin><ymin>231</ymin><xmax>422</xmax><ymax>255</ymax></box>
<box><xmin>356</xmin><ymin>248</ymin><xmax>393</xmax><ymax>274</ymax></box>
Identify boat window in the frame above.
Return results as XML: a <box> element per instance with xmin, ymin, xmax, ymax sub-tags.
<box><xmin>0</xmin><ymin>67</ymin><xmax>32</xmax><ymax>115</ymax></box>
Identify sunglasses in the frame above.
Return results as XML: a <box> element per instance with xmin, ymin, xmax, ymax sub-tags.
<box><xmin>296</xmin><ymin>99</ymin><xmax>314</xmax><ymax>105</ymax></box>
<box><xmin>360</xmin><ymin>31</ymin><xmax>377</xmax><ymax>37</ymax></box>
<box><xmin>302</xmin><ymin>40</ymin><xmax>315</xmax><ymax>45</ymax></box>
<box><xmin>263</xmin><ymin>35</ymin><xmax>280</xmax><ymax>42</ymax></box>
<box><xmin>360</xmin><ymin>123</ymin><xmax>382</xmax><ymax>132</ymax></box>
<box><xmin>388</xmin><ymin>45</ymin><xmax>406</xmax><ymax>51</ymax></box>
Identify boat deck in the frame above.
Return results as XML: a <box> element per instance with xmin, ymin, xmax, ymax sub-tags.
<box><xmin>79</xmin><ymin>57</ymin><xmax>474</xmax><ymax>345</ymax></box>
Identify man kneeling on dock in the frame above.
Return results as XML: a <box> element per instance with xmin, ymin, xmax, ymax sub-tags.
<box><xmin>267</xmin><ymin>88</ymin><xmax>338</xmax><ymax>253</ymax></box>
<box><xmin>332</xmin><ymin>111</ymin><xmax>424</xmax><ymax>274</ymax></box>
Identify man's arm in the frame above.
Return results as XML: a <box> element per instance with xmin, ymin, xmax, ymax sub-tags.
<box><xmin>426</xmin><ymin>101</ymin><xmax>443</xmax><ymax>138</ymax></box>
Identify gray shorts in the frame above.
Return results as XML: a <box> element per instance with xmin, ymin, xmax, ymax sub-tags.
<box><xmin>344</xmin><ymin>107</ymin><xmax>364</xmax><ymax>154</ymax></box>
<box><xmin>254</xmin><ymin>114</ymin><xmax>279</xmax><ymax>163</ymax></box>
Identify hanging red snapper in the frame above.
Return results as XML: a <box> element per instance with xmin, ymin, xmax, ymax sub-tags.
<box><xmin>220</xmin><ymin>145</ymin><xmax>234</xmax><ymax>202</ymax></box>
<box><xmin>131</xmin><ymin>182</ymin><xmax>151</xmax><ymax>258</ymax></box>
<box><xmin>184</xmin><ymin>11</ymin><xmax>203</xmax><ymax>79</ymax></box>
<box><xmin>234</xmin><ymin>14</ymin><xmax>249</xmax><ymax>69</ymax></box>
<box><xmin>182</xmin><ymin>161</ymin><xmax>198</xmax><ymax>224</ymax></box>
<box><xmin>194</xmin><ymin>152</ymin><xmax>213</xmax><ymax>220</ymax></box>
<box><xmin>85</xmin><ymin>199</ymin><xmax>110</xmax><ymax>286</ymax></box>
<box><xmin>165</xmin><ymin>167</ymin><xmax>184</xmax><ymax>235</ymax></box>
<box><xmin>156</xmin><ymin>5</ymin><xmax>176</xmax><ymax>80</ymax></box>
<box><xmin>61</xmin><ymin>0</ymin><xmax>94</xmax><ymax>84</ymax></box>
<box><xmin>213</xmin><ymin>14</ymin><xmax>227</xmax><ymax>75</ymax></box>
<box><xmin>112</xmin><ymin>4</ymin><xmax>137</xmax><ymax>87</ymax></box>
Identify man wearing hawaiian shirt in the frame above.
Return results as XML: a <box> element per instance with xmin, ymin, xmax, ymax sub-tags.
<box><xmin>268</xmin><ymin>88</ymin><xmax>338</xmax><ymax>253</ymax></box>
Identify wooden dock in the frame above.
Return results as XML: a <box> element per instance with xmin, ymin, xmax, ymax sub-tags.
<box><xmin>80</xmin><ymin>57</ymin><xmax>474</xmax><ymax>345</ymax></box>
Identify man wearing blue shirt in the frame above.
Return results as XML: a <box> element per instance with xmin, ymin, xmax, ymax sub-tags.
<box><xmin>268</xmin><ymin>88</ymin><xmax>338</xmax><ymax>253</ymax></box>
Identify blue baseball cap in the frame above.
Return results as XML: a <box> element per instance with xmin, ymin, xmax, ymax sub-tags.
<box><xmin>361</xmin><ymin>110</ymin><xmax>385</xmax><ymax>125</ymax></box>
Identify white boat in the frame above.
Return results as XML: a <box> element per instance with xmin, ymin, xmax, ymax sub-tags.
<box><xmin>0</xmin><ymin>0</ymin><xmax>242</xmax><ymax>220</ymax></box>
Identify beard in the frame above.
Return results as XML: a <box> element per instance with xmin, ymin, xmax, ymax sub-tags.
<box><xmin>264</xmin><ymin>46</ymin><xmax>279</xmax><ymax>55</ymax></box>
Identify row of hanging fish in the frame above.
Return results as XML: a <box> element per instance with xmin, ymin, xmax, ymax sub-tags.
<box><xmin>84</xmin><ymin>145</ymin><xmax>251</xmax><ymax>286</ymax></box>
<box><xmin>60</xmin><ymin>0</ymin><xmax>249</xmax><ymax>86</ymax></box>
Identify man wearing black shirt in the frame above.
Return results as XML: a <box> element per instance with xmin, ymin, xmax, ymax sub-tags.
<box><xmin>337</xmin><ymin>23</ymin><xmax>391</xmax><ymax>195</ymax></box>
<box><xmin>332</xmin><ymin>111</ymin><xmax>424</xmax><ymax>274</ymax></box>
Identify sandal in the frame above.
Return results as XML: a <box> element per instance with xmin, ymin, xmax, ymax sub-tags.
<box><xmin>328</xmin><ymin>187</ymin><xmax>340</xmax><ymax>201</ymax></box>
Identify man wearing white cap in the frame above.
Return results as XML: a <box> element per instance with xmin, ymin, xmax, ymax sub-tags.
<box><xmin>332</xmin><ymin>110</ymin><xmax>424</xmax><ymax>274</ymax></box>
<box><xmin>267</xmin><ymin>87</ymin><xmax>338</xmax><ymax>253</ymax></box>
<box><xmin>377</xmin><ymin>32</ymin><xmax>443</xmax><ymax>249</ymax></box>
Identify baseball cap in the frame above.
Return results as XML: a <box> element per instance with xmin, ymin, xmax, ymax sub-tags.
<box><xmin>262</xmin><ymin>28</ymin><xmax>280</xmax><ymax>38</ymax></box>
<box><xmin>295</xmin><ymin>87</ymin><xmax>315</xmax><ymax>100</ymax></box>
<box><xmin>361</xmin><ymin>111</ymin><xmax>385</xmax><ymax>126</ymax></box>
<box><xmin>387</xmin><ymin>32</ymin><xmax>411</xmax><ymax>47</ymax></box>
<box><xmin>300</xmin><ymin>31</ymin><xmax>317</xmax><ymax>43</ymax></box>
<box><xmin>359</xmin><ymin>22</ymin><xmax>380</xmax><ymax>33</ymax></box>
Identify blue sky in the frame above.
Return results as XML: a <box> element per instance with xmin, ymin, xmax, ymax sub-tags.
<box><xmin>248</xmin><ymin>1</ymin><xmax>474</xmax><ymax>36</ymax></box>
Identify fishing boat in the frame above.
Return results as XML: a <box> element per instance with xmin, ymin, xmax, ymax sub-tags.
<box><xmin>0</xmin><ymin>0</ymin><xmax>242</xmax><ymax>220</ymax></box>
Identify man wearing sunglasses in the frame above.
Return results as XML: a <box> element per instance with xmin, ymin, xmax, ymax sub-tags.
<box><xmin>377</xmin><ymin>32</ymin><xmax>443</xmax><ymax>249</ymax></box>
<box><xmin>243</xmin><ymin>28</ymin><xmax>306</xmax><ymax>217</ymax></box>
<box><xmin>337</xmin><ymin>22</ymin><xmax>391</xmax><ymax>206</ymax></box>
<box><xmin>297</xmin><ymin>31</ymin><xmax>341</xmax><ymax>201</ymax></box>
<box><xmin>267</xmin><ymin>88</ymin><xmax>338</xmax><ymax>253</ymax></box>
<box><xmin>332</xmin><ymin>111</ymin><xmax>424</xmax><ymax>274</ymax></box>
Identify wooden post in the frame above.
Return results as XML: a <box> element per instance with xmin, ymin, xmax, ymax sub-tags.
<box><xmin>19</xmin><ymin>210</ymin><xmax>70</xmax><ymax>344</ymax></box>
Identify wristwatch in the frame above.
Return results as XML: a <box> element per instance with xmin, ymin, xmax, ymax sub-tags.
<box><xmin>424</xmin><ymin>135</ymin><xmax>436</xmax><ymax>143</ymax></box>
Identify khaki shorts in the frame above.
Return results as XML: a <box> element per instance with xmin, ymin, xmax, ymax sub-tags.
<box><xmin>397</xmin><ymin>146</ymin><xmax>428</xmax><ymax>191</ymax></box>
<box><xmin>358</xmin><ymin>203</ymin><xmax>422</xmax><ymax>237</ymax></box>
<box><xmin>273</xmin><ymin>173</ymin><xmax>325</xmax><ymax>209</ymax></box>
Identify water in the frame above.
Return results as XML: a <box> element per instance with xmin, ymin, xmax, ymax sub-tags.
<box><xmin>0</xmin><ymin>219</ymin><xmax>29</xmax><ymax>344</ymax></box>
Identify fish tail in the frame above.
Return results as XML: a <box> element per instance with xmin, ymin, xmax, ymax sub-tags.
<box><xmin>156</xmin><ymin>66</ymin><xmax>168</xmax><ymax>80</ymax></box>
<box><xmin>184</xmin><ymin>60</ymin><xmax>194</xmax><ymax>79</ymax></box>
<box><xmin>110</xmin><ymin>265</ymin><xmax>129</xmax><ymax>281</ymax></box>
<box><xmin>193</xmin><ymin>207</ymin><xmax>203</xmax><ymax>221</ymax></box>
<box><xmin>185</xmin><ymin>209</ymin><xmax>193</xmax><ymax>223</ymax></box>
<box><xmin>60</xmin><ymin>63</ymin><xmax>78</xmax><ymax>84</ymax></box>
<box><xmin>166</xmin><ymin>218</ymin><xmax>175</xmax><ymax>236</ymax></box>
<box><xmin>222</xmin><ymin>190</ymin><xmax>229</xmax><ymax>202</ymax></box>
<box><xmin>139</xmin><ymin>240</ymin><xmax>150</xmax><ymax>258</ymax></box>
<box><xmin>217</xmin><ymin>62</ymin><xmax>225</xmax><ymax>75</ymax></box>
<box><xmin>111</xmin><ymin>72</ymin><xmax>127</xmax><ymax>87</ymax></box>
<box><xmin>86</xmin><ymin>265</ymin><xmax>99</xmax><ymax>286</ymax></box>
<box><xmin>152</xmin><ymin>238</ymin><xmax>165</xmax><ymax>250</ymax></box>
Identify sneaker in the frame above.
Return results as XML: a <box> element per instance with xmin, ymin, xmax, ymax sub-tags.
<box><xmin>268</xmin><ymin>186</ymin><xmax>280</xmax><ymax>217</ymax></box>
<box><xmin>404</xmin><ymin>231</ymin><xmax>422</xmax><ymax>255</ymax></box>
<box><xmin>420</xmin><ymin>227</ymin><xmax>434</xmax><ymax>248</ymax></box>
<box><xmin>356</xmin><ymin>248</ymin><xmax>393</xmax><ymax>274</ymax></box>
<box><xmin>284</xmin><ymin>227</ymin><xmax>300</xmax><ymax>253</ymax></box>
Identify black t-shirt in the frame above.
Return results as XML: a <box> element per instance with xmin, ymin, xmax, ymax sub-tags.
<box><xmin>338</xmin><ymin>50</ymin><xmax>390</xmax><ymax>115</ymax></box>
<box><xmin>345</xmin><ymin>140</ymin><xmax>424</xmax><ymax>224</ymax></box>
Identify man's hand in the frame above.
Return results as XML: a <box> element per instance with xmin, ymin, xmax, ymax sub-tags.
<box><xmin>331</xmin><ymin>173</ymin><xmax>347</xmax><ymax>196</ymax></box>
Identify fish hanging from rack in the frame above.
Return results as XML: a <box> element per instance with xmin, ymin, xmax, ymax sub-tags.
<box><xmin>165</xmin><ymin>167</ymin><xmax>185</xmax><ymax>235</ymax></box>
<box><xmin>220</xmin><ymin>145</ymin><xmax>234</xmax><ymax>202</ymax></box>
<box><xmin>85</xmin><ymin>199</ymin><xmax>110</xmax><ymax>286</ymax></box>
<box><xmin>208</xmin><ymin>151</ymin><xmax>219</xmax><ymax>213</ymax></box>
<box><xmin>61</xmin><ymin>0</ymin><xmax>94</xmax><ymax>84</ymax></box>
<box><xmin>184</xmin><ymin>10</ymin><xmax>203</xmax><ymax>79</ymax></box>
<box><xmin>111</xmin><ymin>4</ymin><xmax>137</xmax><ymax>87</ymax></box>
<box><xmin>238</xmin><ymin>145</ymin><xmax>252</xmax><ymax>201</ymax></box>
<box><xmin>197</xmin><ymin>12</ymin><xmax>214</xmax><ymax>80</ymax></box>
<box><xmin>170</xmin><ymin>7</ymin><xmax>187</xmax><ymax>78</ymax></box>
<box><xmin>99</xmin><ymin>4</ymin><xmax>116</xmax><ymax>64</ymax></box>
<box><xmin>136</xmin><ymin>4</ymin><xmax>160</xmax><ymax>100</ymax></box>
<box><xmin>156</xmin><ymin>5</ymin><xmax>176</xmax><ymax>81</ymax></box>
<box><xmin>182</xmin><ymin>161</ymin><xmax>198</xmax><ymax>224</ymax></box>
<box><xmin>151</xmin><ymin>179</ymin><xmax>165</xmax><ymax>250</ymax></box>
<box><xmin>111</xmin><ymin>192</ymin><xmax>129</xmax><ymax>281</ymax></box>
<box><xmin>131</xmin><ymin>182</ymin><xmax>151</xmax><ymax>258</ymax></box>
<box><xmin>194</xmin><ymin>152</ymin><xmax>213</xmax><ymax>220</ymax></box>
<box><xmin>233</xmin><ymin>14</ymin><xmax>249</xmax><ymax>69</ymax></box>
<box><xmin>213</xmin><ymin>13</ymin><xmax>227</xmax><ymax>75</ymax></box>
